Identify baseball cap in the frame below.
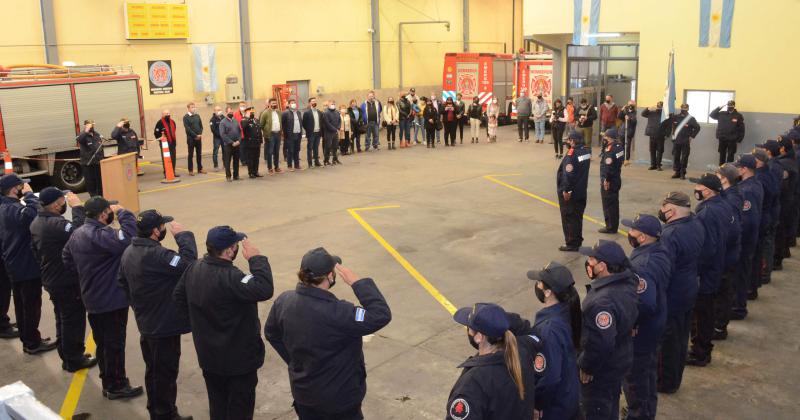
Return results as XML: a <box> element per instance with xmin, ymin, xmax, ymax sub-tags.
<box><xmin>206</xmin><ymin>226</ymin><xmax>246</xmax><ymax>250</ymax></box>
<box><xmin>136</xmin><ymin>209</ymin><xmax>174</xmax><ymax>232</ymax></box>
<box><xmin>0</xmin><ymin>173</ymin><xmax>30</xmax><ymax>193</ymax></box>
<box><xmin>83</xmin><ymin>196</ymin><xmax>118</xmax><ymax>218</ymax></box>
<box><xmin>752</xmin><ymin>148</ymin><xmax>769</xmax><ymax>163</ymax></box>
<box><xmin>526</xmin><ymin>261</ymin><xmax>575</xmax><ymax>294</ymax></box>
<box><xmin>689</xmin><ymin>172</ymin><xmax>723</xmax><ymax>193</ymax></box>
<box><xmin>38</xmin><ymin>187</ymin><xmax>70</xmax><ymax>206</ymax></box>
<box><xmin>579</xmin><ymin>240</ymin><xmax>628</xmax><ymax>266</ymax></box>
<box><xmin>717</xmin><ymin>163</ymin><xmax>739</xmax><ymax>185</ymax></box>
<box><xmin>734</xmin><ymin>154</ymin><xmax>757</xmax><ymax>169</ymax></box>
<box><xmin>727</xmin><ymin>100</ymin><xmax>736</xmax><ymax>107</ymax></box>
<box><xmin>453</xmin><ymin>303</ymin><xmax>509</xmax><ymax>338</ymax></box>
<box><xmin>604</xmin><ymin>128</ymin><xmax>619</xmax><ymax>140</ymax></box>
<box><xmin>756</xmin><ymin>139</ymin><xmax>781</xmax><ymax>156</ymax></box>
<box><xmin>300</xmin><ymin>247</ymin><xmax>342</xmax><ymax>277</ymax></box>
<box><xmin>778</xmin><ymin>137</ymin><xmax>793</xmax><ymax>152</ymax></box>
<box><xmin>662</xmin><ymin>191</ymin><xmax>691</xmax><ymax>207</ymax></box>
<box><xmin>567</xmin><ymin>130</ymin><xmax>583</xmax><ymax>141</ymax></box>
<box><xmin>621</xmin><ymin>214</ymin><xmax>662</xmax><ymax>237</ymax></box>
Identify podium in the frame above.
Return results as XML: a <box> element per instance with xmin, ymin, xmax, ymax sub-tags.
<box><xmin>100</xmin><ymin>152</ymin><xmax>140</xmax><ymax>213</ymax></box>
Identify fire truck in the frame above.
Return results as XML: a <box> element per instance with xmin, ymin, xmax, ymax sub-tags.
<box><xmin>0</xmin><ymin>64</ymin><xmax>146</xmax><ymax>191</ymax></box>
<box><xmin>441</xmin><ymin>52</ymin><xmax>553</xmax><ymax>123</ymax></box>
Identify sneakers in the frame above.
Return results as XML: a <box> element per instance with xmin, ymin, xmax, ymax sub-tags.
<box><xmin>187</xmin><ymin>172</ymin><xmax>195</xmax><ymax>177</ymax></box>
<box><xmin>63</xmin><ymin>355</ymin><xmax>98</xmax><ymax>372</ymax></box>
<box><xmin>0</xmin><ymin>325</ymin><xmax>19</xmax><ymax>339</ymax></box>
<box><xmin>103</xmin><ymin>383</ymin><xmax>144</xmax><ymax>400</ymax></box>
<box><xmin>23</xmin><ymin>338</ymin><xmax>58</xmax><ymax>355</ymax></box>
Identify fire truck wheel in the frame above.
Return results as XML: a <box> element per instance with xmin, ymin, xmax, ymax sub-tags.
<box><xmin>51</xmin><ymin>159</ymin><xmax>86</xmax><ymax>192</ymax></box>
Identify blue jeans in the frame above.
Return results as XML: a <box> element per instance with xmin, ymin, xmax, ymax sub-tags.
<box><xmin>534</xmin><ymin>120</ymin><xmax>546</xmax><ymax>140</ymax></box>
<box><xmin>286</xmin><ymin>133</ymin><xmax>301</xmax><ymax>168</ymax></box>
<box><xmin>265</xmin><ymin>132</ymin><xmax>281</xmax><ymax>170</ymax></box>
<box><xmin>212</xmin><ymin>136</ymin><xmax>222</xmax><ymax>168</ymax></box>
<box><xmin>306</xmin><ymin>131</ymin><xmax>321</xmax><ymax>164</ymax></box>
<box><xmin>414</xmin><ymin>117</ymin><xmax>425</xmax><ymax>143</ymax></box>
<box><xmin>398</xmin><ymin>119</ymin><xmax>411</xmax><ymax>141</ymax></box>
<box><xmin>365</xmin><ymin>121</ymin><xmax>380</xmax><ymax>149</ymax></box>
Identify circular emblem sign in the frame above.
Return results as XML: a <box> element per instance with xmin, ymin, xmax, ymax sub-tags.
<box><xmin>149</xmin><ymin>61</ymin><xmax>172</xmax><ymax>88</ymax></box>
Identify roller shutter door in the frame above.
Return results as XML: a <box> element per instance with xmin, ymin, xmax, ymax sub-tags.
<box><xmin>0</xmin><ymin>84</ymin><xmax>77</xmax><ymax>156</ymax></box>
<box><xmin>74</xmin><ymin>80</ymin><xmax>142</xmax><ymax>143</ymax></box>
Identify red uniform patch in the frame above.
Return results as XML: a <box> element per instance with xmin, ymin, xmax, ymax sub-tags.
<box><xmin>595</xmin><ymin>311</ymin><xmax>613</xmax><ymax>329</ymax></box>
<box><xmin>449</xmin><ymin>398</ymin><xmax>470</xmax><ymax>419</ymax></box>
<box><xmin>637</xmin><ymin>276</ymin><xmax>648</xmax><ymax>294</ymax></box>
<box><xmin>534</xmin><ymin>353</ymin><xmax>547</xmax><ymax>373</ymax></box>
<box><xmin>743</xmin><ymin>200</ymin><xmax>751</xmax><ymax>211</ymax></box>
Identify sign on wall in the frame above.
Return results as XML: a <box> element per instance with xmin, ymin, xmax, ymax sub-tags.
<box><xmin>125</xmin><ymin>2</ymin><xmax>189</xmax><ymax>39</ymax></box>
<box><xmin>148</xmin><ymin>60</ymin><xmax>173</xmax><ymax>95</ymax></box>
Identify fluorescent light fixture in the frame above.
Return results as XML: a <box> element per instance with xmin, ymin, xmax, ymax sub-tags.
<box><xmin>587</xmin><ymin>33</ymin><xmax>622</xmax><ymax>38</ymax></box>
<box><xmin>62</xmin><ymin>61</ymin><xmax>76</xmax><ymax>66</ymax></box>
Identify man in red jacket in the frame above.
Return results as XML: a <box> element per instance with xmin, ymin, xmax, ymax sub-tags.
<box><xmin>599</xmin><ymin>95</ymin><xmax>619</xmax><ymax>147</ymax></box>
<box><xmin>153</xmin><ymin>109</ymin><xmax>180</xmax><ymax>177</ymax></box>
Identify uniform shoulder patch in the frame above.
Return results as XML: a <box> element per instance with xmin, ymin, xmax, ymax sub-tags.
<box><xmin>595</xmin><ymin>311</ymin><xmax>613</xmax><ymax>329</ymax></box>
<box><xmin>578</xmin><ymin>153</ymin><xmax>591</xmax><ymax>162</ymax></box>
<box><xmin>118</xmin><ymin>230</ymin><xmax>125</xmax><ymax>241</ymax></box>
<box><xmin>616</xmin><ymin>151</ymin><xmax>625</xmax><ymax>159</ymax></box>
<box><xmin>65</xmin><ymin>222</ymin><xmax>73</xmax><ymax>232</ymax></box>
<box><xmin>637</xmin><ymin>276</ymin><xmax>648</xmax><ymax>294</ymax></box>
<box><xmin>534</xmin><ymin>352</ymin><xmax>547</xmax><ymax>373</ymax></box>
<box><xmin>449</xmin><ymin>398</ymin><xmax>470</xmax><ymax>419</ymax></box>
<box><xmin>169</xmin><ymin>255</ymin><xmax>181</xmax><ymax>267</ymax></box>
<box><xmin>355</xmin><ymin>307</ymin><xmax>366</xmax><ymax>322</ymax></box>
<box><xmin>743</xmin><ymin>200</ymin><xmax>751</xmax><ymax>211</ymax></box>
<box><xmin>566</xmin><ymin>163</ymin><xmax>574</xmax><ymax>173</ymax></box>
<box><xmin>241</xmin><ymin>274</ymin><xmax>253</xmax><ymax>284</ymax></box>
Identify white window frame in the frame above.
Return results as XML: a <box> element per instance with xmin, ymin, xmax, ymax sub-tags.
<box><xmin>683</xmin><ymin>90</ymin><xmax>735</xmax><ymax>124</ymax></box>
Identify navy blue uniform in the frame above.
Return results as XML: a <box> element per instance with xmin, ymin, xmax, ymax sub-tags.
<box><xmin>714</xmin><ymin>186</ymin><xmax>744</xmax><ymax>334</ymax></box>
<box><xmin>754</xmin><ymin>161</ymin><xmax>782</xmax><ymax>286</ymax></box>
<box><xmin>657</xmin><ymin>214</ymin><xmax>704</xmax><ymax>392</ymax></box>
<box><xmin>733</xmin><ymin>177</ymin><xmax>763</xmax><ymax>318</ymax></box>
<box><xmin>668</xmin><ymin>112</ymin><xmax>700</xmax><ymax>177</ymax></box>
<box><xmin>557</xmin><ymin>143</ymin><xmax>591</xmax><ymax>247</ymax></box>
<box><xmin>599</xmin><ymin>141</ymin><xmax>625</xmax><ymax>231</ymax></box>
<box><xmin>578</xmin><ymin>270</ymin><xmax>639</xmax><ymax>420</ymax></box>
<box><xmin>775</xmin><ymin>154</ymin><xmax>798</xmax><ymax>266</ymax></box>
<box><xmin>624</xmin><ymin>243</ymin><xmax>671</xmax><ymax>420</ymax></box>
<box><xmin>530</xmin><ymin>303</ymin><xmax>580</xmax><ymax>420</ymax></box>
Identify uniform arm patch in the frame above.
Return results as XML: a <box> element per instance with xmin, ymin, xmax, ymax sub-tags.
<box><xmin>637</xmin><ymin>277</ymin><xmax>648</xmax><ymax>294</ymax></box>
<box><xmin>241</xmin><ymin>274</ymin><xmax>253</xmax><ymax>284</ymax></box>
<box><xmin>355</xmin><ymin>307</ymin><xmax>366</xmax><ymax>322</ymax></box>
<box><xmin>65</xmin><ymin>223</ymin><xmax>73</xmax><ymax>232</ymax></box>
<box><xmin>565</xmin><ymin>163</ymin><xmax>574</xmax><ymax>172</ymax></box>
<box><xmin>616</xmin><ymin>151</ymin><xmax>625</xmax><ymax>159</ymax></box>
<box><xmin>595</xmin><ymin>311</ymin><xmax>613</xmax><ymax>329</ymax></box>
<box><xmin>578</xmin><ymin>153</ymin><xmax>591</xmax><ymax>162</ymax></box>
<box><xmin>449</xmin><ymin>398</ymin><xmax>470</xmax><ymax>419</ymax></box>
<box><xmin>118</xmin><ymin>230</ymin><xmax>125</xmax><ymax>241</ymax></box>
<box><xmin>169</xmin><ymin>255</ymin><xmax>181</xmax><ymax>267</ymax></box>
<box><xmin>534</xmin><ymin>352</ymin><xmax>547</xmax><ymax>373</ymax></box>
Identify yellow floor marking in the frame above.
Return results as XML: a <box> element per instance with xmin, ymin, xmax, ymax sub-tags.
<box><xmin>484</xmin><ymin>174</ymin><xmax>628</xmax><ymax>236</ymax></box>
<box><xmin>59</xmin><ymin>333</ymin><xmax>97</xmax><ymax>419</ymax></box>
<box><xmin>348</xmin><ymin>206</ymin><xmax>457</xmax><ymax>315</ymax></box>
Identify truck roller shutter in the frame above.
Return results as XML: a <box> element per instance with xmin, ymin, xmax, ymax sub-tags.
<box><xmin>74</xmin><ymin>80</ymin><xmax>142</xmax><ymax>145</ymax></box>
<box><xmin>0</xmin><ymin>84</ymin><xmax>75</xmax><ymax>156</ymax></box>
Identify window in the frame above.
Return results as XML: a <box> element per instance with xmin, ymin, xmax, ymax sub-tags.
<box><xmin>684</xmin><ymin>90</ymin><xmax>735</xmax><ymax>124</ymax></box>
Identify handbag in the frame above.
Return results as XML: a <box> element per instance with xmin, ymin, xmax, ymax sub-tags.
<box><xmin>436</xmin><ymin>119</ymin><xmax>443</xmax><ymax>131</ymax></box>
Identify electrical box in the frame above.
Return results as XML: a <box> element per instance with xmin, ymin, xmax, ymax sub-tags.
<box><xmin>225</xmin><ymin>75</ymin><xmax>243</xmax><ymax>102</ymax></box>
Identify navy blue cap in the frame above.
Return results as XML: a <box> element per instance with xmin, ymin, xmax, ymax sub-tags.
<box><xmin>0</xmin><ymin>173</ymin><xmax>30</xmax><ymax>193</ymax></box>
<box><xmin>527</xmin><ymin>261</ymin><xmax>575</xmax><ymax>293</ymax></box>
<box><xmin>83</xmin><ymin>196</ymin><xmax>118</xmax><ymax>217</ymax></box>
<box><xmin>206</xmin><ymin>226</ymin><xmax>246</xmax><ymax>250</ymax></box>
<box><xmin>567</xmin><ymin>130</ymin><xmax>583</xmax><ymax>141</ymax></box>
<box><xmin>579</xmin><ymin>240</ymin><xmax>628</xmax><ymax>266</ymax></box>
<box><xmin>621</xmin><ymin>214</ymin><xmax>662</xmax><ymax>238</ymax></box>
<box><xmin>300</xmin><ymin>247</ymin><xmax>342</xmax><ymax>276</ymax></box>
<box><xmin>137</xmin><ymin>209</ymin><xmax>174</xmax><ymax>231</ymax></box>
<box><xmin>38</xmin><ymin>187</ymin><xmax>69</xmax><ymax>206</ymax></box>
<box><xmin>604</xmin><ymin>128</ymin><xmax>619</xmax><ymax>140</ymax></box>
<box><xmin>756</xmin><ymin>139</ymin><xmax>781</xmax><ymax>156</ymax></box>
<box><xmin>734</xmin><ymin>154</ymin><xmax>757</xmax><ymax>169</ymax></box>
<box><xmin>453</xmin><ymin>303</ymin><xmax>510</xmax><ymax>338</ymax></box>
<box><xmin>689</xmin><ymin>172</ymin><xmax>723</xmax><ymax>193</ymax></box>
<box><xmin>778</xmin><ymin>137</ymin><xmax>793</xmax><ymax>152</ymax></box>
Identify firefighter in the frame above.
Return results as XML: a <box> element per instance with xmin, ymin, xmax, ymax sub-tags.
<box><xmin>641</xmin><ymin>102</ymin><xmax>669</xmax><ymax>171</ymax></box>
<box><xmin>599</xmin><ymin>128</ymin><xmax>625</xmax><ymax>234</ymax></box>
<box><xmin>111</xmin><ymin>118</ymin><xmax>142</xmax><ymax>175</ymax></box>
<box><xmin>557</xmin><ymin>131</ymin><xmax>592</xmax><ymax>251</ymax></box>
<box><xmin>728</xmin><ymin>155</ymin><xmax>763</xmax><ymax>323</ymax></box>
<box><xmin>709</xmin><ymin>100</ymin><xmax>745</xmax><ymax>165</ymax></box>
<box><xmin>77</xmin><ymin>119</ymin><xmax>105</xmax><ymax>196</ymax></box>
<box><xmin>668</xmin><ymin>104</ymin><xmax>701</xmax><ymax>180</ymax></box>
<box><xmin>242</xmin><ymin>107</ymin><xmax>264</xmax><ymax>178</ymax></box>
<box><xmin>773</xmin><ymin>138</ymin><xmax>798</xmax><ymax>271</ymax></box>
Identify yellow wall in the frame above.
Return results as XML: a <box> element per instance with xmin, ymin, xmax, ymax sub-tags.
<box><xmin>523</xmin><ymin>0</ymin><xmax>640</xmax><ymax>35</ymax></box>
<box><xmin>0</xmin><ymin>1</ymin><xmax>44</xmax><ymax>64</ymax></box>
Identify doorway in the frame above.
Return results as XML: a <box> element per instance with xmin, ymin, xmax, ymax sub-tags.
<box><xmin>287</xmin><ymin>79</ymin><xmax>310</xmax><ymax>110</ymax></box>
<box><xmin>566</xmin><ymin>44</ymin><xmax>639</xmax><ymax>107</ymax></box>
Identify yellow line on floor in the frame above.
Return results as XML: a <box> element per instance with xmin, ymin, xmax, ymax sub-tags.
<box><xmin>59</xmin><ymin>333</ymin><xmax>96</xmax><ymax>419</ymax></box>
<box><xmin>348</xmin><ymin>206</ymin><xmax>457</xmax><ymax>315</ymax></box>
<box><xmin>139</xmin><ymin>177</ymin><xmax>226</xmax><ymax>195</ymax></box>
<box><xmin>484</xmin><ymin>174</ymin><xmax>628</xmax><ymax>237</ymax></box>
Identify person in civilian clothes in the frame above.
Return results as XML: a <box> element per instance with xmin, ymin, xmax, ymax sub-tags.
<box><xmin>621</xmin><ymin>215</ymin><xmax>671</xmax><ymax>420</ymax></box>
<box><xmin>154</xmin><ymin>110</ymin><xmax>179</xmax><ymax>178</ymax></box>
<box><xmin>265</xmin><ymin>248</ymin><xmax>391</xmax><ymax>420</ymax></box>
<box><xmin>219</xmin><ymin>107</ymin><xmax>242</xmax><ymax>181</ymax></box>
<box><xmin>382</xmin><ymin>97</ymin><xmax>399</xmax><ymax>150</ymax></box>
<box><xmin>259</xmin><ymin>99</ymin><xmax>283</xmax><ymax>175</ymax></box>
<box><xmin>515</xmin><ymin>89</ymin><xmax>532</xmax><ymax>142</ymax></box>
<box><xmin>598</xmin><ymin>95</ymin><xmax>619</xmax><ymax>148</ymax></box>
<box><xmin>303</xmin><ymin>97</ymin><xmax>324</xmax><ymax>168</ymax></box>
<box><xmin>430</xmin><ymin>93</ymin><xmax>442</xmax><ymax>144</ymax></box>
<box><xmin>321</xmin><ymin>101</ymin><xmax>342</xmax><ymax>165</ymax></box>
<box><xmin>550</xmin><ymin>98</ymin><xmax>568</xmax><ymax>158</ymax></box>
<box><xmin>668</xmin><ymin>104</ymin><xmax>701</xmax><ymax>180</ymax></box>
<box><xmin>532</xmin><ymin>92</ymin><xmax>549</xmax><ymax>144</ymax></box>
<box><xmin>234</xmin><ymin>101</ymin><xmax>248</xmax><ymax>168</ymax></box>
<box><xmin>361</xmin><ymin>92</ymin><xmax>383</xmax><ymax>151</ymax></box>
<box><xmin>241</xmin><ymin>107</ymin><xmax>264</xmax><ymax>178</ymax></box>
<box><xmin>397</xmin><ymin>94</ymin><xmax>412</xmax><ymax>148</ymax></box>
<box><xmin>209</xmin><ymin>106</ymin><xmax>224</xmax><ymax>171</ymax></box>
<box><xmin>557</xmin><ymin>131</ymin><xmax>591</xmax><ymax>251</ymax></box>
<box><xmin>63</xmin><ymin>197</ymin><xmax>143</xmax><ymax>400</ymax></box>
<box><xmin>641</xmin><ymin>102</ymin><xmax>668</xmax><ymax>171</ymax></box>
<box><xmin>467</xmin><ymin>97</ymin><xmax>483</xmax><ymax>144</ymax></box>
<box><xmin>455</xmin><ymin>93</ymin><xmax>467</xmax><ymax>144</ymax></box>
<box><xmin>119</xmin><ymin>210</ymin><xmax>196</xmax><ymax>420</ymax></box>
<box><xmin>423</xmin><ymin>98</ymin><xmax>439</xmax><ymax>149</ymax></box>
<box><xmin>77</xmin><ymin>119</ymin><xmax>106</xmax><ymax>196</ymax></box>
<box><xmin>709</xmin><ymin>100</ymin><xmax>745</xmax><ymax>165</ymax></box>
<box><xmin>338</xmin><ymin>105</ymin><xmax>352</xmax><ymax>155</ymax></box>
<box><xmin>598</xmin><ymin>129</ymin><xmax>625</xmax><ymax>234</ymax></box>
<box><xmin>618</xmin><ymin>100</ymin><xmax>638</xmax><ymax>165</ymax></box>
<box><xmin>712</xmin><ymin>164</ymin><xmax>743</xmax><ymax>341</ymax></box>
<box><xmin>728</xmin><ymin>155</ymin><xmax>763</xmax><ymax>320</ymax></box>
<box><xmin>443</xmin><ymin>98</ymin><xmax>458</xmax><ymax>147</ymax></box>
<box><xmin>30</xmin><ymin>188</ymin><xmax>96</xmax><ymax>371</ymax></box>
<box><xmin>183</xmin><ymin>102</ymin><xmax>205</xmax><ymax>176</ymax></box>
<box><xmin>174</xmin><ymin>227</ymin><xmax>274</xmax><ymax>420</ymax></box>
<box><xmin>577</xmin><ymin>99</ymin><xmax>597</xmax><ymax>148</ymax></box>
<box><xmin>281</xmin><ymin>100</ymin><xmax>303</xmax><ymax>171</ymax></box>
<box><xmin>348</xmin><ymin>99</ymin><xmax>363</xmax><ymax>153</ymax></box>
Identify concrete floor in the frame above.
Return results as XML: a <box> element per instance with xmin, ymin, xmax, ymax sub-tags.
<box><xmin>2</xmin><ymin>126</ymin><xmax>799</xmax><ymax>419</ymax></box>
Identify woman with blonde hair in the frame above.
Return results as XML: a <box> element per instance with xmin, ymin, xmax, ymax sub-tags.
<box><xmin>382</xmin><ymin>97</ymin><xmax>399</xmax><ymax>150</ymax></box>
<box><xmin>338</xmin><ymin>105</ymin><xmax>352</xmax><ymax>155</ymax></box>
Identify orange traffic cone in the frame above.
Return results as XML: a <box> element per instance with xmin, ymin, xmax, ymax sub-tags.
<box><xmin>3</xmin><ymin>150</ymin><xmax>12</xmax><ymax>174</ymax></box>
<box><xmin>160</xmin><ymin>138</ymin><xmax>181</xmax><ymax>184</ymax></box>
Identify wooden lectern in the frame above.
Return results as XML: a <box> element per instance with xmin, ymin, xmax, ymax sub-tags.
<box><xmin>100</xmin><ymin>152</ymin><xmax>140</xmax><ymax>213</ymax></box>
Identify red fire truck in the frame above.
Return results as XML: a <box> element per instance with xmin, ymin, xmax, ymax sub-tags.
<box><xmin>0</xmin><ymin>64</ymin><xmax>146</xmax><ymax>191</ymax></box>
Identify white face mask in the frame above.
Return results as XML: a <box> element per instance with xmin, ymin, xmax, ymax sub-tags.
<box><xmin>329</xmin><ymin>105</ymin><xmax>336</xmax><ymax>110</ymax></box>
<box><xmin>290</xmin><ymin>103</ymin><xmax>297</xmax><ymax>109</ymax></box>
<box><xmin>492</xmin><ymin>99</ymin><xmax>498</xmax><ymax>104</ymax></box>
<box><xmin>239</xmin><ymin>106</ymin><xmax>245</xmax><ymax>111</ymax></box>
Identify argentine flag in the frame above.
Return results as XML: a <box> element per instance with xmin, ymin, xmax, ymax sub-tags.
<box><xmin>573</xmin><ymin>0</ymin><xmax>601</xmax><ymax>46</ymax></box>
<box><xmin>193</xmin><ymin>44</ymin><xmax>218</xmax><ymax>93</ymax></box>
<box><xmin>662</xmin><ymin>50</ymin><xmax>676</xmax><ymax>123</ymax></box>
<box><xmin>699</xmin><ymin>0</ymin><xmax>735</xmax><ymax>48</ymax></box>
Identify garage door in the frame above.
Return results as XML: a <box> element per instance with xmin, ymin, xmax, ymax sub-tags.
<box><xmin>74</xmin><ymin>80</ymin><xmax>143</xmax><ymax>144</ymax></box>
<box><xmin>0</xmin><ymin>84</ymin><xmax>77</xmax><ymax>156</ymax></box>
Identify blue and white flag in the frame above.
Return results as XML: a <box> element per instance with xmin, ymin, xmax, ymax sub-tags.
<box><xmin>662</xmin><ymin>50</ymin><xmax>676</xmax><ymax>123</ymax></box>
<box><xmin>573</xmin><ymin>0</ymin><xmax>601</xmax><ymax>46</ymax></box>
<box><xmin>193</xmin><ymin>44</ymin><xmax>218</xmax><ymax>92</ymax></box>
<box><xmin>699</xmin><ymin>0</ymin><xmax>735</xmax><ymax>48</ymax></box>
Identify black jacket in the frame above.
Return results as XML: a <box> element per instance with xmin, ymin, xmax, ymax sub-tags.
<box><xmin>641</xmin><ymin>107</ymin><xmax>669</xmax><ymax>138</ymax></box>
<box><xmin>119</xmin><ymin>233</ymin><xmax>197</xmax><ymax>338</ymax></box>
<box><xmin>0</xmin><ymin>193</ymin><xmax>41</xmax><ymax>283</ymax></box>
<box><xmin>321</xmin><ymin>108</ymin><xmax>341</xmax><ymax>134</ymax></box>
<box><xmin>617</xmin><ymin>106</ymin><xmax>638</xmax><ymax>139</ymax></box>
<box><xmin>77</xmin><ymin>130</ymin><xmax>105</xmax><ymax>166</ymax></box>
<box><xmin>424</xmin><ymin>106</ymin><xmax>440</xmax><ymax>131</ymax></box>
<box><xmin>468</xmin><ymin>102</ymin><xmax>483</xmax><ymax>119</ymax></box>
<box><xmin>599</xmin><ymin>141</ymin><xmax>625</xmax><ymax>191</ymax></box>
<box><xmin>668</xmin><ymin>112</ymin><xmax>701</xmax><ymax>145</ymax></box>
<box><xmin>30</xmin><ymin>207</ymin><xmax>86</xmax><ymax>293</ymax></box>
<box><xmin>183</xmin><ymin>113</ymin><xmax>204</xmax><ymax>142</ymax></box>
<box><xmin>241</xmin><ymin>117</ymin><xmax>263</xmax><ymax>148</ymax></box>
<box><xmin>174</xmin><ymin>254</ymin><xmax>274</xmax><ymax>376</ymax></box>
<box><xmin>111</xmin><ymin>127</ymin><xmax>141</xmax><ymax>156</ymax></box>
<box><xmin>265</xmin><ymin>279</ymin><xmax>391</xmax><ymax>412</ymax></box>
<box><xmin>709</xmin><ymin>107</ymin><xmax>745</xmax><ymax>143</ymax></box>
<box><xmin>209</xmin><ymin>113</ymin><xmax>223</xmax><ymax>140</ymax></box>
<box><xmin>281</xmin><ymin>109</ymin><xmax>303</xmax><ymax>138</ymax></box>
<box><xmin>302</xmin><ymin>108</ymin><xmax>323</xmax><ymax>134</ymax></box>
<box><xmin>576</xmin><ymin>105</ymin><xmax>597</xmax><ymax>128</ymax></box>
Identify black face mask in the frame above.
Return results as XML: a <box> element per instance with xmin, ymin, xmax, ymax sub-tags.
<box><xmin>585</xmin><ymin>260</ymin><xmax>598</xmax><ymax>280</ymax></box>
<box><xmin>227</xmin><ymin>113</ymin><xmax>234</xmax><ymax>118</ymax></box>
<box><xmin>657</xmin><ymin>209</ymin><xmax>669</xmax><ymax>223</ymax></box>
<box><xmin>628</xmin><ymin>233</ymin><xmax>641</xmax><ymax>248</ymax></box>
<box><xmin>467</xmin><ymin>331</ymin><xmax>479</xmax><ymax>350</ymax></box>
<box><xmin>231</xmin><ymin>245</ymin><xmax>239</xmax><ymax>261</ymax></box>
<box><xmin>694</xmin><ymin>190</ymin><xmax>704</xmax><ymax>201</ymax></box>
<box><xmin>311</xmin><ymin>103</ymin><xmax>317</xmax><ymax>108</ymax></box>
<box><xmin>14</xmin><ymin>188</ymin><xmax>24</xmax><ymax>199</ymax></box>
<box><xmin>123</xmin><ymin>123</ymin><xmax>130</xmax><ymax>129</ymax></box>
<box><xmin>271</xmin><ymin>105</ymin><xmax>277</xmax><ymax>109</ymax></box>
<box><xmin>681</xmin><ymin>109</ymin><xmax>688</xmax><ymax>115</ymax></box>
<box><xmin>164</xmin><ymin>116</ymin><xmax>170</xmax><ymax>121</ymax></box>
<box><xmin>534</xmin><ymin>285</ymin><xmax>546</xmax><ymax>303</ymax></box>
<box><xmin>105</xmin><ymin>212</ymin><xmax>115</xmax><ymax>225</ymax></box>
<box><xmin>157</xmin><ymin>228</ymin><xmax>167</xmax><ymax>242</ymax></box>
<box><xmin>59</xmin><ymin>203</ymin><xmax>68</xmax><ymax>215</ymax></box>
<box><xmin>606</xmin><ymin>100</ymin><xmax>611</xmax><ymax>104</ymax></box>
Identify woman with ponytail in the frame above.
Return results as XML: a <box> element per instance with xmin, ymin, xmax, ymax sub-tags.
<box><xmin>446</xmin><ymin>303</ymin><xmax>532</xmax><ymax>420</ymax></box>
<box><xmin>526</xmin><ymin>261</ymin><xmax>582</xmax><ymax>419</ymax></box>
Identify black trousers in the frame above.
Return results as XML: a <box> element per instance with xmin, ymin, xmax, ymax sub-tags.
<box><xmin>426</xmin><ymin>125</ymin><xmax>436</xmax><ymax>147</ymax></box>
<box><xmin>552</xmin><ymin>124</ymin><xmax>565</xmax><ymax>155</ymax></box>
<box><xmin>690</xmin><ymin>293</ymin><xmax>715</xmax><ymax>359</ymax></box>
<box><xmin>760</xmin><ymin>224</ymin><xmax>776</xmax><ymax>283</ymax></box>
<box><xmin>141</xmin><ymin>335</ymin><xmax>181</xmax><ymax>420</ymax></box>
<box><xmin>649</xmin><ymin>136</ymin><xmax>665</xmax><ymax>168</ymax></box>
<box><xmin>0</xmin><ymin>264</ymin><xmax>11</xmax><ymax>330</ymax></box>
<box><xmin>12</xmin><ymin>279</ymin><xmax>43</xmax><ymax>349</ymax></box>
<box><xmin>88</xmin><ymin>308</ymin><xmax>130</xmax><ymax>391</ymax></box>
<box><xmin>245</xmin><ymin>146</ymin><xmax>260</xmax><ymax>176</ymax></box>
<box><xmin>83</xmin><ymin>164</ymin><xmax>103</xmax><ymax>197</ymax></box>
<box><xmin>718</xmin><ymin>141</ymin><xmax>737</xmax><ymax>165</ymax></box>
<box><xmin>222</xmin><ymin>145</ymin><xmax>240</xmax><ymax>179</ymax></box>
<box><xmin>732</xmin><ymin>251</ymin><xmax>754</xmax><ymax>318</ymax></box>
<box><xmin>202</xmin><ymin>370</ymin><xmax>258</xmax><ymax>420</ymax></box>
<box><xmin>624</xmin><ymin>135</ymin><xmax>634</xmax><ymax>161</ymax></box>
<box><xmin>50</xmin><ymin>285</ymin><xmax>87</xmax><ymax>366</ymax></box>
<box><xmin>558</xmin><ymin>195</ymin><xmax>586</xmax><ymax>247</ymax></box>
<box><xmin>323</xmin><ymin>132</ymin><xmax>339</xmax><ymax>162</ymax></box>
<box><xmin>775</xmin><ymin>210</ymin><xmax>794</xmax><ymax>264</ymax></box>
<box><xmin>307</xmin><ymin>132</ymin><xmax>321</xmax><ymax>164</ymax></box>
<box><xmin>295</xmin><ymin>402</ymin><xmax>363</xmax><ymax>420</ymax></box>
<box><xmin>581</xmin><ymin>373</ymin><xmax>623</xmax><ymax>420</ymax></box>
<box><xmin>457</xmin><ymin>117</ymin><xmax>465</xmax><ymax>141</ymax></box>
<box><xmin>187</xmin><ymin>139</ymin><xmax>203</xmax><ymax>172</ymax></box>
<box><xmin>601</xmin><ymin>187</ymin><xmax>620</xmax><ymax>231</ymax></box>
<box><xmin>341</xmin><ymin>132</ymin><xmax>352</xmax><ymax>155</ymax></box>
<box><xmin>623</xmin><ymin>351</ymin><xmax>658</xmax><ymax>420</ymax></box>
<box><xmin>444</xmin><ymin>121</ymin><xmax>457</xmax><ymax>146</ymax></box>
<box><xmin>385</xmin><ymin>125</ymin><xmax>396</xmax><ymax>145</ymax></box>
<box><xmin>714</xmin><ymin>266</ymin><xmax>737</xmax><ymax>332</ymax></box>
<box><xmin>672</xmin><ymin>143</ymin><xmax>690</xmax><ymax>175</ymax></box>
<box><xmin>160</xmin><ymin>142</ymin><xmax>178</xmax><ymax>176</ymax></box>
<box><xmin>517</xmin><ymin>117</ymin><xmax>530</xmax><ymax>140</ymax></box>
<box><xmin>657</xmin><ymin>310</ymin><xmax>691</xmax><ymax>393</ymax></box>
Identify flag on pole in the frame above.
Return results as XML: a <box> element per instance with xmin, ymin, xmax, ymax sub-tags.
<box><xmin>193</xmin><ymin>44</ymin><xmax>218</xmax><ymax>92</ymax></box>
<box><xmin>699</xmin><ymin>0</ymin><xmax>735</xmax><ymax>48</ymax></box>
<box><xmin>661</xmin><ymin>50</ymin><xmax>676</xmax><ymax>123</ymax></box>
<box><xmin>573</xmin><ymin>0</ymin><xmax>601</xmax><ymax>46</ymax></box>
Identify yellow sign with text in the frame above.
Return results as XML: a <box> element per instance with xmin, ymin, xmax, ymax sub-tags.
<box><xmin>125</xmin><ymin>2</ymin><xmax>188</xmax><ymax>39</ymax></box>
